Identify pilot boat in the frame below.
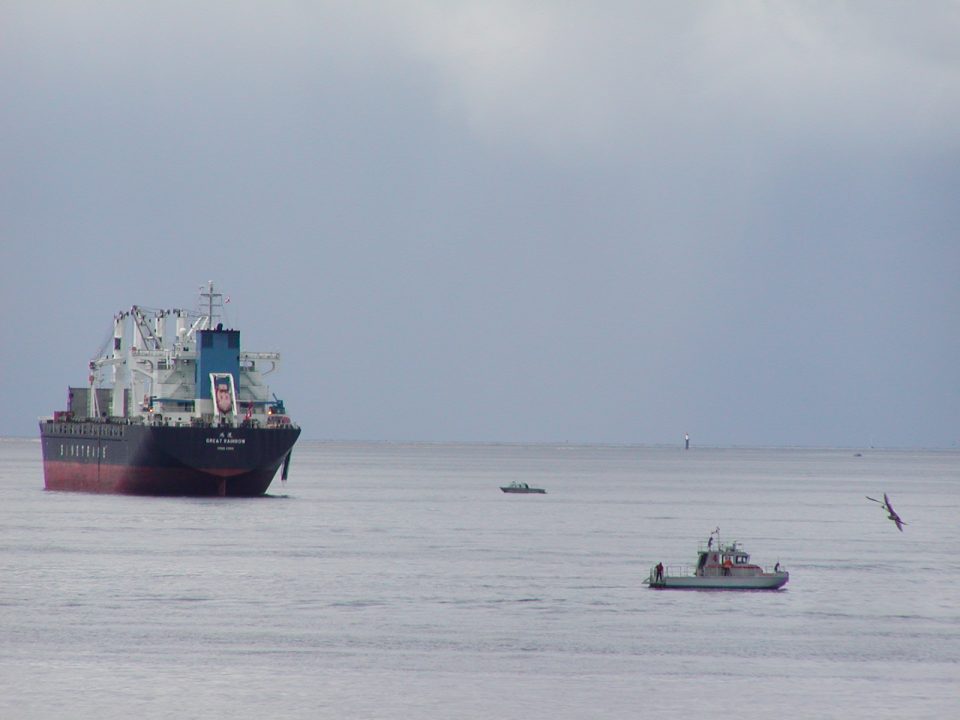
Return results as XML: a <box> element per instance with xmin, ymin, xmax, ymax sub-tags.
<box><xmin>644</xmin><ymin>529</ymin><xmax>788</xmax><ymax>590</ymax></box>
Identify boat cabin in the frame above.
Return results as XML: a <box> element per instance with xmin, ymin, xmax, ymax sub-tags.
<box><xmin>695</xmin><ymin>541</ymin><xmax>763</xmax><ymax>577</ymax></box>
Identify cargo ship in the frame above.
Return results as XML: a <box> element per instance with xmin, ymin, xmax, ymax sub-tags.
<box><xmin>39</xmin><ymin>282</ymin><xmax>301</xmax><ymax>496</ymax></box>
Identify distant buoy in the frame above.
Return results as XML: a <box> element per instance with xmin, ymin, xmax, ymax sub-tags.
<box><xmin>685</xmin><ymin>433</ymin><xmax>690</xmax><ymax>450</ymax></box>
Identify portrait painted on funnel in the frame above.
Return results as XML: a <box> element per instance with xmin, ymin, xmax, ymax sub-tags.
<box><xmin>211</xmin><ymin>373</ymin><xmax>236</xmax><ymax>417</ymax></box>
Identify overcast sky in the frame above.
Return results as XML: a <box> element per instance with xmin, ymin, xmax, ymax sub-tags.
<box><xmin>2</xmin><ymin>1</ymin><xmax>958</xmax><ymax>447</ymax></box>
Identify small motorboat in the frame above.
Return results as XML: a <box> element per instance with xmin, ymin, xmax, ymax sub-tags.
<box><xmin>500</xmin><ymin>481</ymin><xmax>546</xmax><ymax>494</ymax></box>
<box><xmin>644</xmin><ymin>528</ymin><xmax>788</xmax><ymax>590</ymax></box>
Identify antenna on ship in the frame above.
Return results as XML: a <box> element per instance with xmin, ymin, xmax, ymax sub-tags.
<box><xmin>199</xmin><ymin>281</ymin><xmax>224</xmax><ymax>329</ymax></box>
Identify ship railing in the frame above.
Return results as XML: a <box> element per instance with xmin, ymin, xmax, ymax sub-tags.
<box><xmin>649</xmin><ymin>564</ymin><xmax>692</xmax><ymax>579</ymax></box>
<box><xmin>697</xmin><ymin>542</ymin><xmax>739</xmax><ymax>553</ymax></box>
<box><xmin>694</xmin><ymin>564</ymin><xmax>783</xmax><ymax>576</ymax></box>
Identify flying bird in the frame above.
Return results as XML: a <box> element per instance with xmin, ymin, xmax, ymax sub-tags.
<box><xmin>866</xmin><ymin>493</ymin><xmax>906</xmax><ymax>531</ymax></box>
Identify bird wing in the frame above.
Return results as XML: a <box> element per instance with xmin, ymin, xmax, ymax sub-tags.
<box><xmin>884</xmin><ymin>494</ymin><xmax>902</xmax><ymax>517</ymax></box>
<box><xmin>883</xmin><ymin>494</ymin><xmax>907</xmax><ymax>530</ymax></box>
<box><xmin>869</xmin><ymin>494</ymin><xmax>907</xmax><ymax>530</ymax></box>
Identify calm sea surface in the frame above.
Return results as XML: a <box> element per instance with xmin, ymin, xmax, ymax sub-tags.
<box><xmin>1</xmin><ymin>438</ymin><xmax>958</xmax><ymax>719</ymax></box>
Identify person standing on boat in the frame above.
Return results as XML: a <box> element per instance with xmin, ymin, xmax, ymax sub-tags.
<box><xmin>655</xmin><ymin>562</ymin><xmax>664</xmax><ymax>582</ymax></box>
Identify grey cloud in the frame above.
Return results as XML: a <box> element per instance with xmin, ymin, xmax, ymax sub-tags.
<box><xmin>2</xmin><ymin>1</ymin><xmax>958</xmax><ymax>446</ymax></box>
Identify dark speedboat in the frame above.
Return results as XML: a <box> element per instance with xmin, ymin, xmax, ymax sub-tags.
<box><xmin>500</xmin><ymin>481</ymin><xmax>546</xmax><ymax>494</ymax></box>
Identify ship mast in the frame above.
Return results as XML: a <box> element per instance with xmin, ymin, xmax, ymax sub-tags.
<box><xmin>199</xmin><ymin>281</ymin><xmax>224</xmax><ymax>329</ymax></box>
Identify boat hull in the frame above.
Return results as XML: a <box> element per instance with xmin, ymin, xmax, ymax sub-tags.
<box><xmin>40</xmin><ymin>421</ymin><xmax>301</xmax><ymax>496</ymax></box>
<box><xmin>500</xmin><ymin>487</ymin><xmax>546</xmax><ymax>494</ymax></box>
<box><xmin>648</xmin><ymin>572</ymin><xmax>789</xmax><ymax>590</ymax></box>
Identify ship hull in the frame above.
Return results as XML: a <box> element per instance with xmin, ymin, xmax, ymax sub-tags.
<box><xmin>647</xmin><ymin>573</ymin><xmax>789</xmax><ymax>590</ymax></box>
<box><xmin>39</xmin><ymin>421</ymin><xmax>301</xmax><ymax>496</ymax></box>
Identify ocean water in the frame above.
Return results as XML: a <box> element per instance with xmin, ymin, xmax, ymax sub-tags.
<box><xmin>0</xmin><ymin>438</ymin><xmax>957</xmax><ymax>719</ymax></box>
